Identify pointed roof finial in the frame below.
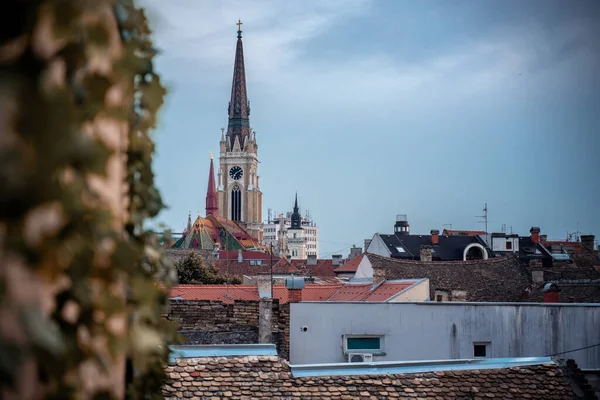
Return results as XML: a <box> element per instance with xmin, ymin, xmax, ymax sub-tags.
<box><xmin>227</xmin><ymin>19</ymin><xmax>250</xmax><ymax>150</ymax></box>
<box><xmin>236</xmin><ymin>19</ymin><xmax>243</xmax><ymax>38</ymax></box>
<box><xmin>291</xmin><ymin>193</ymin><xmax>301</xmax><ymax>230</ymax></box>
<box><xmin>205</xmin><ymin>156</ymin><xmax>218</xmax><ymax>216</ymax></box>
<box><xmin>209</xmin><ymin>151</ymin><xmax>213</xmax><ymax>160</ymax></box>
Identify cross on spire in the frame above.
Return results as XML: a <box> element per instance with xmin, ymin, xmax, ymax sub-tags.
<box><xmin>236</xmin><ymin>19</ymin><xmax>243</xmax><ymax>38</ymax></box>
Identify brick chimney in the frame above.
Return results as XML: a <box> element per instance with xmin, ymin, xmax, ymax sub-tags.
<box><xmin>580</xmin><ymin>235</ymin><xmax>595</xmax><ymax>252</ymax></box>
<box><xmin>543</xmin><ymin>283</ymin><xmax>560</xmax><ymax>303</ymax></box>
<box><xmin>420</xmin><ymin>245</ymin><xmax>433</xmax><ymax>262</ymax></box>
<box><xmin>530</xmin><ymin>227</ymin><xmax>541</xmax><ymax>244</ymax></box>
<box><xmin>286</xmin><ymin>277</ymin><xmax>304</xmax><ymax>303</ymax></box>
<box><xmin>332</xmin><ymin>254</ymin><xmax>343</xmax><ymax>266</ymax></box>
<box><xmin>431</xmin><ymin>229</ymin><xmax>439</xmax><ymax>245</ymax></box>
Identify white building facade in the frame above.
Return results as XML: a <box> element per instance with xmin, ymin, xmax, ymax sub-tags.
<box><xmin>264</xmin><ymin>212</ymin><xmax>319</xmax><ymax>258</ymax></box>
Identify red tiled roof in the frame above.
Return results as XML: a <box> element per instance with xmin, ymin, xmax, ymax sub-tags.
<box><xmin>291</xmin><ymin>259</ymin><xmax>337</xmax><ymax>277</ymax></box>
<box><xmin>333</xmin><ymin>253</ymin><xmax>364</xmax><ymax>273</ymax></box>
<box><xmin>169</xmin><ymin>281</ymin><xmax>419</xmax><ymax>304</ymax></box>
<box><xmin>212</xmin><ymin>257</ymin><xmax>298</xmax><ymax>276</ymax></box>
<box><xmin>543</xmin><ymin>241</ymin><xmax>585</xmax><ymax>254</ymax></box>
<box><xmin>366</xmin><ymin>281</ymin><xmax>416</xmax><ymax>301</ymax></box>
<box><xmin>218</xmin><ymin>251</ymin><xmax>273</xmax><ymax>260</ymax></box>
<box><xmin>169</xmin><ymin>285</ymin><xmax>258</xmax><ymax>304</ymax></box>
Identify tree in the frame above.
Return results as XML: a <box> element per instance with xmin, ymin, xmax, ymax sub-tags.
<box><xmin>176</xmin><ymin>252</ymin><xmax>242</xmax><ymax>284</ymax></box>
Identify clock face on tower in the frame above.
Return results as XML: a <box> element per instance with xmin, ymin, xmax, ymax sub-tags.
<box><xmin>229</xmin><ymin>166</ymin><xmax>243</xmax><ymax>180</ymax></box>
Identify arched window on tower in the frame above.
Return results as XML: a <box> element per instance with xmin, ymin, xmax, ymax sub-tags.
<box><xmin>231</xmin><ymin>185</ymin><xmax>241</xmax><ymax>222</ymax></box>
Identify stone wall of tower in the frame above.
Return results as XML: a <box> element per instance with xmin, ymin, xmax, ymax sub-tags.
<box><xmin>287</xmin><ymin>228</ymin><xmax>307</xmax><ymax>259</ymax></box>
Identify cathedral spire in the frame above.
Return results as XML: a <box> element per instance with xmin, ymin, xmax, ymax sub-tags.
<box><xmin>205</xmin><ymin>153</ymin><xmax>218</xmax><ymax>216</ymax></box>
<box><xmin>227</xmin><ymin>20</ymin><xmax>250</xmax><ymax>150</ymax></box>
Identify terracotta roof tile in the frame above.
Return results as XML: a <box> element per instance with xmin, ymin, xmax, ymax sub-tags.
<box><xmin>169</xmin><ymin>281</ymin><xmax>419</xmax><ymax>304</ymax></box>
<box><xmin>163</xmin><ymin>355</ymin><xmax>575</xmax><ymax>399</ymax></box>
<box><xmin>333</xmin><ymin>253</ymin><xmax>364</xmax><ymax>273</ymax></box>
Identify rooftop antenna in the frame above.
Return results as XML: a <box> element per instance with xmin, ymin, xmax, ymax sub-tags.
<box><xmin>442</xmin><ymin>223</ymin><xmax>452</xmax><ymax>231</ymax></box>
<box><xmin>267</xmin><ymin>208</ymin><xmax>272</xmax><ymax>224</ymax></box>
<box><xmin>476</xmin><ymin>203</ymin><xmax>488</xmax><ymax>244</ymax></box>
<box><xmin>501</xmin><ymin>224</ymin><xmax>507</xmax><ymax>234</ymax></box>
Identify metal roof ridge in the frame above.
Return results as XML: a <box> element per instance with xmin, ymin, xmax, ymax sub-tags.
<box><xmin>290</xmin><ymin>356</ymin><xmax>554</xmax><ymax>378</ymax></box>
<box><xmin>169</xmin><ymin>344</ymin><xmax>277</xmax><ymax>362</ymax></box>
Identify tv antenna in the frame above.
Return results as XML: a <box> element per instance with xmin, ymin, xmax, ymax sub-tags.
<box><xmin>476</xmin><ymin>203</ymin><xmax>488</xmax><ymax>235</ymax></box>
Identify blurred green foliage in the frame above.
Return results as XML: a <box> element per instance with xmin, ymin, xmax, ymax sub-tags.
<box><xmin>0</xmin><ymin>0</ymin><xmax>179</xmax><ymax>398</ymax></box>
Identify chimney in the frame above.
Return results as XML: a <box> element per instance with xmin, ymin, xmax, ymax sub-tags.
<box><xmin>420</xmin><ymin>245</ymin><xmax>433</xmax><ymax>262</ymax></box>
<box><xmin>431</xmin><ymin>229</ymin><xmax>439</xmax><ymax>245</ymax></box>
<box><xmin>364</xmin><ymin>239</ymin><xmax>372</xmax><ymax>252</ymax></box>
<box><xmin>543</xmin><ymin>283</ymin><xmax>560</xmax><ymax>303</ymax></box>
<box><xmin>531</xmin><ymin>270</ymin><xmax>544</xmax><ymax>284</ymax></box>
<box><xmin>530</xmin><ymin>227</ymin><xmax>541</xmax><ymax>244</ymax></box>
<box><xmin>347</xmin><ymin>246</ymin><xmax>362</xmax><ymax>260</ymax></box>
<box><xmin>257</xmin><ymin>273</ymin><xmax>272</xmax><ymax>299</ymax></box>
<box><xmin>540</xmin><ymin>234</ymin><xmax>547</xmax><ymax>243</ymax></box>
<box><xmin>332</xmin><ymin>254</ymin><xmax>343</xmax><ymax>266</ymax></box>
<box><xmin>237</xmin><ymin>249</ymin><xmax>243</xmax><ymax>263</ymax></box>
<box><xmin>286</xmin><ymin>277</ymin><xmax>304</xmax><ymax>303</ymax></box>
<box><xmin>258</xmin><ymin>298</ymin><xmax>273</xmax><ymax>343</ymax></box>
<box><xmin>307</xmin><ymin>254</ymin><xmax>317</xmax><ymax>266</ymax></box>
<box><xmin>580</xmin><ymin>235</ymin><xmax>595</xmax><ymax>252</ymax></box>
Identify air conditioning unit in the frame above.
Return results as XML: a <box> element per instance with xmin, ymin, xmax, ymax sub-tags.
<box><xmin>347</xmin><ymin>353</ymin><xmax>373</xmax><ymax>363</ymax></box>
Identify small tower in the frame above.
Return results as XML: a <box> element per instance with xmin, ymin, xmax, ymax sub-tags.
<box><xmin>394</xmin><ymin>214</ymin><xmax>410</xmax><ymax>235</ymax></box>
<box><xmin>287</xmin><ymin>193</ymin><xmax>306</xmax><ymax>259</ymax></box>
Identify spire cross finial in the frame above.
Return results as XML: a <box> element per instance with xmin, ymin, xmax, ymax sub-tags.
<box><xmin>209</xmin><ymin>151</ymin><xmax>213</xmax><ymax>160</ymax></box>
<box><xmin>236</xmin><ymin>19</ymin><xmax>243</xmax><ymax>31</ymax></box>
<box><xmin>197</xmin><ymin>210</ymin><xmax>201</xmax><ymax>216</ymax></box>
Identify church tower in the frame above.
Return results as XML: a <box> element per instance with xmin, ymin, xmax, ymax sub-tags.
<box><xmin>287</xmin><ymin>194</ymin><xmax>307</xmax><ymax>259</ymax></box>
<box><xmin>217</xmin><ymin>21</ymin><xmax>263</xmax><ymax>242</ymax></box>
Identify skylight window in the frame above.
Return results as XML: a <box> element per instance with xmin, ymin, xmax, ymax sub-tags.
<box><xmin>395</xmin><ymin>246</ymin><xmax>406</xmax><ymax>253</ymax></box>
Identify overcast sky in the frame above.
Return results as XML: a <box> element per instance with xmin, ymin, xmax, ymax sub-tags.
<box><xmin>140</xmin><ymin>0</ymin><xmax>600</xmax><ymax>257</ymax></box>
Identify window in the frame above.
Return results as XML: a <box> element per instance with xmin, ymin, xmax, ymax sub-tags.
<box><xmin>231</xmin><ymin>185</ymin><xmax>241</xmax><ymax>221</ymax></box>
<box><xmin>506</xmin><ymin>241</ymin><xmax>512</xmax><ymax>250</ymax></box>
<box><xmin>473</xmin><ymin>342</ymin><xmax>490</xmax><ymax>358</ymax></box>
<box><xmin>344</xmin><ymin>335</ymin><xmax>384</xmax><ymax>354</ymax></box>
<box><xmin>395</xmin><ymin>246</ymin><xmax>406</xmax><ymax>253</ymax></box>
<box><xmin>436</xmin><ymin>295</ymin><xmax>443</xmax><ymax>302</ymax></box>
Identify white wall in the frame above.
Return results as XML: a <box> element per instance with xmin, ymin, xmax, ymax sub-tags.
<box><xmin>388</xmin><ymin>279</ymin><xmax>430</xmax><ymax>302</ymax></box>
<box><xmin>491</xmin><ymin>236</ymin><xmax>519</xmax><ymax>253</ymax></box>
<box><xmin>352</xmin><ymin>255</ymin><xmax>374</xmax><ymax>279</ymax></box>
<box><xmin>290</xmin><ymin>302</ymin><xmax>600</xmax><ymax>370</ymax></box>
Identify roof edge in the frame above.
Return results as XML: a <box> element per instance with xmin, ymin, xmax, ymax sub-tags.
<box><xmin>290</xmin><ymin>356</ymin><xmax>554</xmax><ymax>378</ymax></box>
